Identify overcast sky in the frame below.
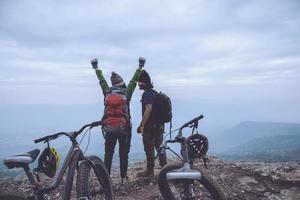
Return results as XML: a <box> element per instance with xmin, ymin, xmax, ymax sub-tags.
<box><xmin>0</xmin><ymin>0</ymin><xmax>299</xmax><ymax>122</ymax></box>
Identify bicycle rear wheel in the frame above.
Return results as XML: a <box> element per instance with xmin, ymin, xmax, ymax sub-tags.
<box><xmin>158</xmin><ymin>162</ymin><xmax>226</xmax><ymax>200</ymax></box>
<box><xmin>76</xmin><ymin>155</ymin><xmax>114</xmax><ymax>200</ymax></box>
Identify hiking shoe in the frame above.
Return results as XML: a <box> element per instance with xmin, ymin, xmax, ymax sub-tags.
<box><xmin>121</xmin><ymin>176</ymin><xmax>128</xmax><ymax>184</ymax></box>
<box><xmin>136</xmin><ymin>169</ymin><xmax>154</xmax><ymax>177</ymax></box>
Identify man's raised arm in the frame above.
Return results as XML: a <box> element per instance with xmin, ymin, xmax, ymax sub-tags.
<box><xmin>126</xmin><ymin>57</ymin><xmax>145</xmax><ymax>100</ymax></box>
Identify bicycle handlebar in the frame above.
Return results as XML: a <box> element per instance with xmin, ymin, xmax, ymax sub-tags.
<box><xmin>73</xmin><ymin>121</ymin><xmax>102</xmax><ymax>138</ymax></box>
<box><xmin>34</xmin><ymin>132</ymin><xmax>68</xmax><ymax>144</ymax></box>
<box><xmin>165</xmin><ymin>139</ymin><xmax>178</xmax><ymax>144</ymax></box>
<box><xmin>34</xmin><ymin>121</ymin><xmax>102</xmax><ymax>144</ymax></box>
<box><xmin>156</xmin><ymin>115</ymin><xmax>204</xmax><ymax>160</ymax></box>
<box><xmin>178</xmin><ymin>115</ymin><xmax>203</xmax><ymax>136</ymax></box>
<box><xmin>180</xmin><ymin>115</ymin><xmax>203</xmax><ymax>129</ymax></box>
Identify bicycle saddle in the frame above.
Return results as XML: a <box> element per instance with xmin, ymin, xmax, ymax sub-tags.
<box><xmin>3</xmin><ymin>149</ymin><xmax>40</xmax><ymax>169</ymax></box>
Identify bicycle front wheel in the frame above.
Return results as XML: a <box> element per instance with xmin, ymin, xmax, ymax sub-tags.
<box><xmin>76</xmin><ymin>155</ymin><xmax>114</xmax><ymax>200</ymax></box>
<box><xmin>158</xmin><ymin>162</ymin><xmax>226</xmax><ymax>200</ymax></box>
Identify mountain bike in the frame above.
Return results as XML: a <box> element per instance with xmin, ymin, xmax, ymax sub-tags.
<box><xmin>1</xmin><ymin>121</ymin><xmax>114</xmax><ymax>200</ymax></box>
<box><xmin>157</xmin><ymin>115</ymin><xmax>226</xmax><ymax>200</ymax></box>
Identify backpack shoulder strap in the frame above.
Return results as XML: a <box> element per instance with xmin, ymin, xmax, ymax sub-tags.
<box><xmin>105</xmin><ymin>87</ymin><xmax>127</xmax><ymax>97</ymax></box>
<box><xmin>150</xmin><ymin>89</ymin><xmax>159</xmax><ymax>97</ymax></box>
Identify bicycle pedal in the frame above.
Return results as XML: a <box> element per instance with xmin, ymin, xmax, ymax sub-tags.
<box><xmin>24</xmin><ymin>186</ymin><xmax>32</xmax><ymax>190</ymax></box>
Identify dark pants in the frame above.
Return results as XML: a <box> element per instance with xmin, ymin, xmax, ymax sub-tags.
<box><xmin>143</xmin><ymin>124</ymin><xmax>167</xmax><ymax>170</ymax></box>
<box><xmin>104</xmin><ymin>130</ymin><xmax>131</xmax><ymax>179</ymax></box>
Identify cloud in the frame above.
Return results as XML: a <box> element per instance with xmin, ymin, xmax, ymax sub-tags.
<box><xmin>0</xmin><ymin>0</ymin><xmax>299</xmax><ymax>109</ymax></box>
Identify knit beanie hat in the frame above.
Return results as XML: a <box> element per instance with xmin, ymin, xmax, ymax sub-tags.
<box><xmin>111</xmin><ymin>72</ymin><xmax>125</xmax><ymax>87</ymax></box>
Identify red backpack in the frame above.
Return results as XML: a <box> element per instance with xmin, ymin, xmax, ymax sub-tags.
<box><xmin>102</xmin><ymin>88</ymin><xmax>130</xmax><ymax>134</ymax></box>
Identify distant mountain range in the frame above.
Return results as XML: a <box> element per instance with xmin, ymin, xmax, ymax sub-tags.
<box><xmin>1</xmin><ymin>104</ymin><xmax>300</xmax><ymax>178</ymax></box>
<box><xmin>214</xmin><ymin>121</ymin><xmax>300</xmax><ymax>162</ymax></box>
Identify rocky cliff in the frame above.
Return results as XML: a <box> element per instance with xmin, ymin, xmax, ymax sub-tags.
<box><xmin>0</xmin><ymin>156</ymin><xmax>299</xmax><ymax>200</ymax></box>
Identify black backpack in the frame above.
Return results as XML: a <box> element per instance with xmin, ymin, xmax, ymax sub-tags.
<box><xmin>154</xmin><ymin>91</ymin><xmax>172</xmax><ymax>124</ymax></box>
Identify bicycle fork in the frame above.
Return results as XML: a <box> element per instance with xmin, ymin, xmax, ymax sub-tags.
<box><xmin>183</xmin><ymin>181</ymin><xmax>195</xmax><ymax>199</ymax></box>
<box><xmin>166</xmin><ymin>162</ymin><xmax>201</xmax><ymax>199</ymax></box>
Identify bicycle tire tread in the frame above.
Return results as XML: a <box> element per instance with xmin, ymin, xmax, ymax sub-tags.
<box><xmin>158</xmin><ymin>162</ymin><xmax>226</xmax><ymax>200</ymax></box>
<box><xmin>193</xmin><ymin>165</ymin><xmax>227</xmax><ymax>200</ymax></box>
<box><xmin>76</xmin><ymin>156</ymin><xmax>114</xmax><ymax>200</ymax></box>
<box><xmin>76</xmin><ymin>160</ymin><xmax>91</xmax><ymax>197</ymax></box>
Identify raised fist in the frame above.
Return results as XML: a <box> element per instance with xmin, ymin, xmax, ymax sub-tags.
<box><xmin>91</xmin><ymin>58</ymin><xmax>98</xmax><ymax>69</ymax></box>
<box><xmin>139</xmin><ymin>57</ymin><xmax>146</xmax><ymax>69</ymax></box>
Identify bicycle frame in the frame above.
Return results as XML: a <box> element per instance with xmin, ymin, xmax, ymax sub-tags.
<box><xmin>24</xmin><ymin>127</ymin><xmax>102</xmax><ymax>200</ymax></box>
<box><xmin>21</xmin><ymin>139</ymin><xmax>82</xmax><ymax>200</ymax></box>
<box><xmin>161</xmin><ymin>115</ymin><xmax>204</xmax><ymax>198</ymax></box>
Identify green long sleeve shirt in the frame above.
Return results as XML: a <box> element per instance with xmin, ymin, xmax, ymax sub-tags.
<box><xmin>95</xmin><ymin>68</ymin><xmax>142</xmax><ymax>101</ymax></box>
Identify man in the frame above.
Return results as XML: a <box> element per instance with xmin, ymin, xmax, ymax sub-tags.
<box><xmin>91</xmin><ymin>57</ymin><xmax>144</xmax><ymax>183</ymax></box>
<box><xmin>137</xmin><ymin>69</ymin><xmax>167</xmax><ymax>177</ymax></box>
